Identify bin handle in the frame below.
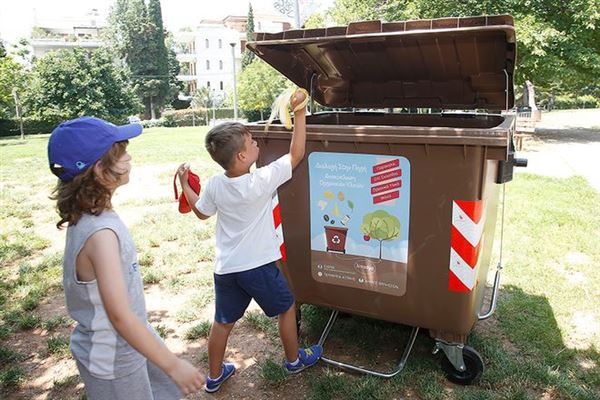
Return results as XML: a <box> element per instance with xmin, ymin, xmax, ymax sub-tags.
<box><xmin>309</xmin><ymin>72</ymin><xmax>317</xmax><ymax>114</ymax></box>
<box><xmin>478</xmin><ymin>183</ymin><xmax>506</xmax><ymax>320</ymax></box>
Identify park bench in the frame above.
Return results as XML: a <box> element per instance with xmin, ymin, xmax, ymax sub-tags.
<box><xmin>514</xmin><ymin>109</ymin><xmax>538</xmax><ymax>151</ymax></box>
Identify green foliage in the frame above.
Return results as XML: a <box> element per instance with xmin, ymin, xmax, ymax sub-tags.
<box><xmin>47</xmin><ymin>335</ymin><xmax>70</xmax><ymax>357</ymax></box>
<box><xmin>241</xmin><ymin>3</ymin><xmax>256</xmax><ymax>68</ymax></box>
<box><xmin>238</xmin><ymin>59</ymin><xmax>292</xmax><ymax>116</ymax></box>
<box><xmin>184</xmin><ymin>320</ymin><xmax>212</xmax><ymax>340</ymax></box>
<box><xmin>259</xmin><ymin>359</ymin><xmax>288</xmax><ymax>386</ymax></box>
<box><xmin>106</xmin><ymin>0</ymin><xmax>173</xmax><ymax>118</ymax></box>
<box><xmin>0</xmin><ymin>56</ymin><xmax>26</xmax><ymax>119</ymax></box>
<box><xmin>304</xmin><ymin>12</ymin><xmax>327</xmax><ymax>28</ymax></box>
<box><xmin>22</xmin><ymin>48</ymin><xmax>139</xmax><ymax>125</ymax></box>
<box><xmin>0</xmin><ymin>366</ymin><xmax>26</xmax><ymax>388</ymax></box>
<box><xmin>326</xmin><ymin>0</ymin><xmax>600</xmax><ymax>100</ymax></box>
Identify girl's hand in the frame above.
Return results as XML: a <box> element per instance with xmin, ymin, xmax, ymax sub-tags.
<box><xmin>167</xmin><ymin>357</ymin><xmax>205</xmax><ymax>396</ymax></box>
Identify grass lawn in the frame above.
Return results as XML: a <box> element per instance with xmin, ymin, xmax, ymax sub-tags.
<box><xmin>1</xmin><ymin>127</ymin><xmax>599</xmax><ymax>399</ymax></box>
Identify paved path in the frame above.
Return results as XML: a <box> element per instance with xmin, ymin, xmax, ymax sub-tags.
<box><xmin>515</xmin><ymin>109</ymin><xmax>600</xmax><ymax>192</ymax></box>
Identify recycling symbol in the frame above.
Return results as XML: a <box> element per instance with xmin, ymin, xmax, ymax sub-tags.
<box><xmin>332</xmin><ymin>235</ymin><xmax>341</xmax><ymax>244</ymax></box>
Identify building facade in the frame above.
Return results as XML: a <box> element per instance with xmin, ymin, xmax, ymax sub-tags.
<box><xmin>175</xmin><ymin>11</ymin><xmax>292</xmax><ymax>102</ymax></box>
<box><xmin>30</xmin><ymin>9</ymin><xmax>105</xmax><ymax>59</ymax></box>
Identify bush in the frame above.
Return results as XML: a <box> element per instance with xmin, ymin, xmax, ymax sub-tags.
<box><xmin>162</xmin><ymin>109</ymin><xmax>207</xmax><ymax>127</ymax></box>
<box><xmin>0</xmin><ymin>117</ymin><xmax>57</xmax><ymax>137</ymax></box>
<box><xmin>552</xmin><ymin>94</ymin><xmax>600</xmax><ymax>110</ymax></box>
<box><xmin>243</xmin><ymin>108</ymin><xmax>270</xmax><ymax>122</ymax></box>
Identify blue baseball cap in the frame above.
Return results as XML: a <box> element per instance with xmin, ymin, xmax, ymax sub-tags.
<box><xmin>48</xmin><ymin>116</ymin><xmax>143</xmax><ymax>181</ymax></box>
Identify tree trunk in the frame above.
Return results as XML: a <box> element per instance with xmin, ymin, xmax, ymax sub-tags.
<box><xmin>150</xmin><ymin>97</ymin><xmax>156</xmax><ymax>120</ymax></box>
<box><xmin>379</xmin><ymin>240</ymin><xmax>382</xmax><ymax>259</ymax></box>
<box><xmin>260</xmin><ymin>109</ymin><xmax>264</xmax><ymax>120</ymax></box>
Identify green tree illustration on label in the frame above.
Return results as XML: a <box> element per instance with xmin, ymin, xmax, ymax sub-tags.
<box><xmin>361</xmin><ymin>210</ymin><xmax>401</xmax><ymax>259</ymax></box>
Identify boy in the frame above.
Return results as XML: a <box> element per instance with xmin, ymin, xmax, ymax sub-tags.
<box><xmin>48</xmin><ymin>117</ymin><xmax>204</xmax><ymax>399</ymax></box>
<box><xmin>177</xmin><ymin>89</ymin><xmax>321</xmax><ymax>393</ymax></box>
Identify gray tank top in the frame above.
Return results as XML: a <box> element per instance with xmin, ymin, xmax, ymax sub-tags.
<box><xmin>63</xmin><ymin>211</ymin><xmax>147</xmax><ymax>379</ymax></box>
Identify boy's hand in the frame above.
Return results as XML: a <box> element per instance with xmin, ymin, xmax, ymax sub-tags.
<box><xmin>290</xmin><ymin>88</ymin><xmax>308</xmax><ymax>112</ymax></box>
<box><xmin>167</xmin><ymin>357</ymin><xmax>205</xmax><ymax>395</ymax></box>
<box><xmin>177</xmin><ymin>162</ymin><xmax>190</xmax><ymax>185</ymax></box>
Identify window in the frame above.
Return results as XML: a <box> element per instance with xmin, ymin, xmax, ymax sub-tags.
<box><xmin>218</xmin><ymin>39</ymin><xmax>222</xmax><ymax>48</ymax></box>
<box><xmin>206</xmin><ymin>60</ymin><xmax>210</xmax><ymax>70</ymax></box>
<box><xmin>220</xmin><ymin>81</ymin><xmax>223</xmax><ymax>90</ymax></box>
<box><xmin>205</xmin><ymin>39</ymin><xmax>209</xmax><ymax>48</ymax></box>
<box><xmin>207</xmin><ymin>81</ymin><xmax>211</xmax><ymax>88</ymax></box>
<box><xmin>219</xmin><ymin>60</ymin><xmax>223</xmax><ymax>70</ymax></box>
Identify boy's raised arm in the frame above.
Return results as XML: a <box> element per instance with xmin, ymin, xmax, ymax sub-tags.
<box><xmin>289</xmin><ymin>89</ymin><xmax>307</xmax><ymax>169</ymax></box>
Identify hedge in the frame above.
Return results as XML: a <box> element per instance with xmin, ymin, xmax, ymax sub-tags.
<box><xmin>0</xmin><ymin>118</ymin><xmax>58</xmax><ymax>137</ymax></box>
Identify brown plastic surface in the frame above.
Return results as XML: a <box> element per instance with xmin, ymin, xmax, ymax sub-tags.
<box><xmin>248</xmin><ymin>112</ymin><xmax>514</xmax><ymax>343</ymax></box>
<box><xmin>247</xmin><ymin>15</ymin><xmax>516</xmax><ymax>110</ymax></box>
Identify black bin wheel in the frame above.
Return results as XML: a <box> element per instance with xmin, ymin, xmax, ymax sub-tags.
<box><xmin>440</xmin><ymin>346</ymin><xmax>484</xmax><ymax>385</ymax></box>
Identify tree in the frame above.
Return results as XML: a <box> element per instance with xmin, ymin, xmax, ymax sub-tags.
<box><xmin>326</xmin><ymin>0</ymin><xmax>600</xmax><ymax>102</ymax></box>
<box><xmin>147</xmin><ymin>0</ymin><xmax>171</xmax><ymax>114</ymax></box>
<box><xmin>0</xmin><ymin>56</ymin><xmax>26</xmax><ymax>119</ymax></box>
<box><xmin>237</xmin><ymin>59</ymin><xmax>291</xmax><ymax>120</ymax></box>
<box><xmin>241</xmin><ymin>3</ymin><xmax>256</xmax><ymax>69</ymax></box>
<box><xmin>106</xmin><ymin>0</ymin><xmax>174</xmax><ymax>119</ymax></box>
<box><xmin>304</xmin><ymin>12</ymin><xmax>326</xmax><ymax>28</ymax></box>
<box><xmin>0</xmin><ymin>41</ymin><xmax>6</xmax><ymax>58</ymax></box>
<box><xmin>165</xmin><ymin>32</ymin><xmax>183</xmax><ymax>105</ymax></box>
<box><xmin>191</xmin><ymin>87</ymin><xmax>212</xmax><ymax>124</ymax></box>
<box><xmin>23</xmin><ymin>48</ymin><xmax>139</xmax><ymax>124</ymax></box>
<box><xmin>360</xmin><ymin>210</ymin><xmax>400</xmax><ymax>259</ymax></box>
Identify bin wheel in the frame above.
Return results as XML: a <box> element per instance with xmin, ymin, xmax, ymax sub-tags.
<box><xmin>440</xmin><ymin>346</ymin><xmax>484</xmax><ymax>385</ymax></box>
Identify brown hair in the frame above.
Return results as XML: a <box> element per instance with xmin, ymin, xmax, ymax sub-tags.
<box><xmin>51</xmin><ymin>141</ymin><xmax>129</xmax><ymax>229</ymax></box>
<box><xmin>204</xmin><ymin>122</ymin><xmax>248</xmax><ymax>170</ymax></box>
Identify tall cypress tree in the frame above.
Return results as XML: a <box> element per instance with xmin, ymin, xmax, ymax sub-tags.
<box><xmin>241</xmin><ymin>3</ymin><xmax>255</xmax><ymax>69</ymax></box>
<box><xmin>107</xmin><ymin>0</ymin><xmax>172</xmax><ymax>119</ymax></box>
<box><xmin>147</xmin><ymin>0</ymin><xmax>170</xmax><ymax>115</ymax></box>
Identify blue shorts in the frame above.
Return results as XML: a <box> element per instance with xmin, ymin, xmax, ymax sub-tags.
<box><xmin>214</xmin><ymin>262</ymin><xmax>295</xmax><ymax>324</ymax></box>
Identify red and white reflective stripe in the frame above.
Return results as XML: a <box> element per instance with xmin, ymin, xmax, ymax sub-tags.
<box><xmin>272</xmin><ymin>193</ymin><xmax>287</xmax><ymax>262</ymax></box>
<box><xmin>449</xmin><ymin>200</ymin><xmax>485</xmax><ymax>292</ymax></box>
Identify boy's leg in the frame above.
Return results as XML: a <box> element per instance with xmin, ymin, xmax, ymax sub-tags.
<box><xmin>278</xmin><ymin>303</ymin><xmax>300</xmax><ymax>362</ymax></box>
<box><xmin>208</xmin><ymin>321</ymin><xmax>236</xmax><ymax>378</ymax></box>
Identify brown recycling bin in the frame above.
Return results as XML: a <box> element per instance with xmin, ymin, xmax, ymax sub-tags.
<box><xmin>246</xmin><ymin>15</ymin><xmax>527</xmax><ymax>384</ymax></box>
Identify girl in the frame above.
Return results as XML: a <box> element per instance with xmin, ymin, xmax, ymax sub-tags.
<box><xmin>48</xmin><ymin>116</ymin><xmax>204</xmax><ymax>399</ymax></box>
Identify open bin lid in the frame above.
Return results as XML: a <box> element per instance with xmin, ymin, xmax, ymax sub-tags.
<box><xmin>247</xmin><ymin>15</ymin><xmax>516</xmax><ymax>110</ymax></box>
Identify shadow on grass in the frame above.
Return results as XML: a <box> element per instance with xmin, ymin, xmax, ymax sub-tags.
<box><xmin>299</xmin><ymin>284</ymin><xmax>600</xmax><ymax>400</ymax></box>
<box><xmin>533</xmin><ymin>127</ymin><xmax>600</xmax><ymax>144</ymax></box>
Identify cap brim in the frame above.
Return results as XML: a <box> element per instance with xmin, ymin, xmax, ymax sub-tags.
<box><xmin>115</xmin><ymin>123</ymin><xmax>143</xmax><ymax>141</ymax></box>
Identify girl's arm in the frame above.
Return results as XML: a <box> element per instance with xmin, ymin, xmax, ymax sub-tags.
<box><xmin>84</xmin><ymin>229</ymin><xmax>204</xmax><ymax>395</ymax></box>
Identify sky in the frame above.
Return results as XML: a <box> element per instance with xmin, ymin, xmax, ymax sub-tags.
<box><xmin>0</xmin><ymin>0</ymin><xmax>333</xmax><ymax>44</ymax></box>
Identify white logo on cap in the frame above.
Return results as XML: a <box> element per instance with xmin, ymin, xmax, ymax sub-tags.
<box><xmin>76</xmin><ymin>161</ymin><xmax>86</xmax><ymax>169</ymax></box>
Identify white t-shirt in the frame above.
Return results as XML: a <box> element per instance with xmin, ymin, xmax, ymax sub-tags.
<box><xmin>196</xmin><ymin>154</ymin><xmax>292</xmax><ymax>275</ymax></box>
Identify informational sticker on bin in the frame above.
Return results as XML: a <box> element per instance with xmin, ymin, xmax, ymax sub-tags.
<box><xmin>308</xmin><ymin>152</ymin><xmax>410</xmax><ymax>296</ymax></box>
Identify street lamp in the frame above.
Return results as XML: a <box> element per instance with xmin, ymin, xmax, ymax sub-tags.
<box><xmin>294</xmin><ymin>0</ymin><xmax>301</xmax><ymax>28</ymax></box>
<box><xmin>229</xmin><ymin>42</ymin><xmax>238</xmax><ymax>120</ymax></box>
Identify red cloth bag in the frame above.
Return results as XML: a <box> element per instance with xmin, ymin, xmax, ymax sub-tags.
<box><xmin>173</xmin><ymin>170</ymin><xmax>201</xmax><ymax>213</ymax></box>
